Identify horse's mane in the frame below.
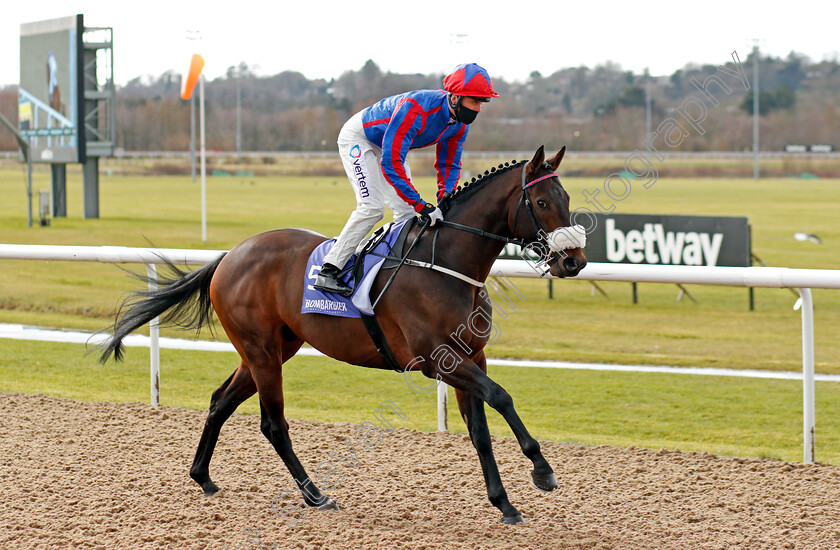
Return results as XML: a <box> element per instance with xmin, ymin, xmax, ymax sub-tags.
<box><xmin>439</xmin><ymin>159</ymin><xmax>524</xmax><ymax>215</ymax></box>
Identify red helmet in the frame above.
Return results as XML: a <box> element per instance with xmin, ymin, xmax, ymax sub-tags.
<box><xmin>443</xmin><ymin>63</ymin><xmax>499</xmax><ymax>100</ymax></box>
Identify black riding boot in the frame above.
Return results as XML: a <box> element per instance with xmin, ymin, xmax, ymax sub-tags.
<box><xmin>313</xmin><ymin>263</ymin><xmax>353</xmax><ymax>296</ymax></box>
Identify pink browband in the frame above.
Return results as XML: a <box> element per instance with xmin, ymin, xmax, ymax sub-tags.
<box><xmin>523</xmin><ymin>173</ymin><xmax>557</xmax><ymax>188</ymax></box>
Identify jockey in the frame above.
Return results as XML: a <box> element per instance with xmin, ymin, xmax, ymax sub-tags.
<box><xmin>314</xmin><ymin>63</ymin><xmax>499</xmax><ymax>296</ymax></box>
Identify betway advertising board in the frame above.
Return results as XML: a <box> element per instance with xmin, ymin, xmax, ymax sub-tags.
<box><xmin>585</xmin><ymin>214</ymin><xmax>751</xmax><ymax>267</ymax></box>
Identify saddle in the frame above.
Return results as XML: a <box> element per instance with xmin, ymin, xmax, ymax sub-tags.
<box><xmin>346</xmin><ymin>217</ymin><xmax>417</xmax><ymax>291</ymax></box>
<box><xmin>301</xmin><ymin>219</ymin><xmax>415</xmax><ymax>319</ymax></box>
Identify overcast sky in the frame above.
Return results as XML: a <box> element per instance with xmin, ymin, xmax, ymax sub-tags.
<box><xmin>3</xmin><ymin>0</ymin><xmax>839</xmax><ymax>87</ymax></box>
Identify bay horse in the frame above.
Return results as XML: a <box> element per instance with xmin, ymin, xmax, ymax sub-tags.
<box><xmin>100</xmin><ymin>145</ymin><xmax>587</xmax><ymax>525</ymax></box>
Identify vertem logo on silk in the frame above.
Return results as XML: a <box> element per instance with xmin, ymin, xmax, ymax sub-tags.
<box><xmin>348</xmin><ymin>144</ymin><xmax>369</xmax><ymax>199</ymax></box>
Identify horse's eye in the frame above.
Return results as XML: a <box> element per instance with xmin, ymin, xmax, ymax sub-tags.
<box><xmin>537</xmin><ymin>199</ymin><xmax>548</xmax><ymax>209</ymax></box>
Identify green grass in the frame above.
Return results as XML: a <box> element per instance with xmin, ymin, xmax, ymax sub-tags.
<box><xmin>1</xmin><ymin>166</ymin><xmax>838</xmax><ymax>372</ymax></box>
<box><xmin>1</xmin><ymin>161</ymin><xmax>839</xmax><ymax>464</ymax></box>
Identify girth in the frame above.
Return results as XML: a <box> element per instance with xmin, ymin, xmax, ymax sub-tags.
<box><xmin>359</xmin><ymin>314</ymin><xmax>402</xmax><ymax>372</ymax></box>
<box><xmin>355</xmin><ymin>218</ymin><xmax>418</xmax><ymax>372</ymax></box>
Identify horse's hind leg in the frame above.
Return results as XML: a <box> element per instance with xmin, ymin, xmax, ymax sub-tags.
<box><xmin>252</xmin><ymin>345</ymin><xmax>339</xmax><ymax>512</ymax></box>
<box><xmin>454</xmin><ymin>387</ymin><xmax>524</xmax><ymax>524</ymax></box>
<box><xmin>190</xmin><ymin>362</ymin><xmax>256</xmax><ymax>495</ymax></box>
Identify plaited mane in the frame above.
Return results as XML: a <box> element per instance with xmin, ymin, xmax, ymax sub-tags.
<box><xmin>438</xmin><ymin>160</ymin><xmax>524</xmax><ymax>214</ymax></box>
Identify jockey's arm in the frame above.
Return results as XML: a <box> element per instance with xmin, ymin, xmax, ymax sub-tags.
<box><xmin>434</xmin><ymin>125</ymin><xmax>469</xmax><ymax>202</ymax></box>
<box><xmin>379</xmin><ymin>101</ymin><xmax>429</xmax><ymax>212</ymax></box>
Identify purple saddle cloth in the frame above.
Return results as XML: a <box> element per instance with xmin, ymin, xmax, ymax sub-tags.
<box><xmin>301</xmin><ymin>220</ymin><xmax>409</xmax><ymax>318</ymax></box>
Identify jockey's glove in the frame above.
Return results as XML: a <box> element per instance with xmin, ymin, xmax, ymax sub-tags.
<box><xmin>418</xmin><ymin>203</ymin><xmax>444</xmax><ymax>227</ymax></box>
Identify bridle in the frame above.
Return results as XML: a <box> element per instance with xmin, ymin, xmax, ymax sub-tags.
<box><xmin>512</xmin><ymin>163</ymin><xmax>558</xmax><ymax>242</ymax></box>
<box><xmin>375</xmin><ymin>163</ymin><xmax>573</xmax><ymax>303</ymax></box>
<box><xmin>439</xmin><ymin>162</ymin><xmax>559</xmax><ymax>250</ymax></box>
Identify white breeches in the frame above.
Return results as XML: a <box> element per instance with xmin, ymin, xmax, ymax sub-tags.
<box><xmin>322</xmin><ymin>111</ymin><xmax>416</xmax><ymax>270</ymax></box>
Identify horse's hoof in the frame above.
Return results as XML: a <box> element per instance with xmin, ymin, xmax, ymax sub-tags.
<box><xmin>318</xmin><ymin>498</ymin><xmax>340</xmax><ymax>511</ymax></box>
<box><xmin>202</xmin><ymin>482</ymin><xmax>221</xmax><ymax>497</ymax></box>
<box><xmin>501</xmin><ymin>513</ymin><xmax>526</xmax><ymax>525</ymax></box>
<box><xmin>532</xmin><ymin>470</ymin><xmax>558</xmax><ymax>492</ymax></box>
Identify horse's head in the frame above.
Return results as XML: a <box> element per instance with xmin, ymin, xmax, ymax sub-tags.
<box><xmin>509</xmin><ymin>146</ymin><xmax>587</xmax><ymax>278</ymax></box>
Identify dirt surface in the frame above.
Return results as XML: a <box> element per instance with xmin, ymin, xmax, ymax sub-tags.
<box><xmin>1</xmin><ymin>392</ymin><xmax>839</xmax><ymax>550</ymax></box>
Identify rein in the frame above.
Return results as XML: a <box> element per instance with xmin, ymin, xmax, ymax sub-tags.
<box><xmin>436</xmin><ymin>219</ymin><xmax>525</xmax><ymax>247</ymax></box>
<box><xmin>361</xmin><ymin>160</ymin><xmax>565</xmax><ymax>373</ymax></box>
<box><xmin>371</xmin><ymin>219</ymin><xmax>431</xmax><ymax>309</ymax></box>
<box><xmin>406</xmin><ymin>163</ymin><xmax>561</xmax><ymax>286</ymax></box>
<box><xmin>372</xmin><ymin>163</ymin><xmax>563</xmax><ymax>303</ymax></box>
<box><xmin>440</xmin><ymin>162</ymin><xmax>558</xmax><ymax>248</ymax></box>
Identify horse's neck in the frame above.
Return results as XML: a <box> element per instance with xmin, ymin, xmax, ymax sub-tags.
<box><xmin>435</xmin><ymin>181</ymin><xmax>518</xmax><ymax>283</ymax></box>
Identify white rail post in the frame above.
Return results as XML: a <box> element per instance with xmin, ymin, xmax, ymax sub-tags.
<box><xmin>437</xmin><ymin>381</ymin><xmax>448</xmax><ymax>431</ymax></box>
<box><xmin>798</xmin><ymin>288</ymin><xmax>815</xmax><ymax>463</ymax></box>
<box><xmin>146</xmin><ymin>264</ymin><xmax>161</xmax><ymax>407</ymax></box>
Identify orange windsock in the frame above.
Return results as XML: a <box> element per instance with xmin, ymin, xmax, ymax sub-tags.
<box><xmin>180</xmin><ymin>54</ymin><xmax>205</xmax><ymax>100</ymax></box>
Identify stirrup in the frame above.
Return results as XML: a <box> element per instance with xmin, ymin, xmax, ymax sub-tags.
<box><xmin>314</xmin><ymin>271</ymin><xmax>353</xmax><ymax>297</ymax></box>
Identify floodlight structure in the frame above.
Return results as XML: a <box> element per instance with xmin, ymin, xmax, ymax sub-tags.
<box><xmin>18</xmin><ymin>14</ymin><xmax>116</xmax><ymax>219</ymax></box>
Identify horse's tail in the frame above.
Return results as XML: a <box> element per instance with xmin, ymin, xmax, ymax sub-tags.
<box><xmin>98</xmin><ymin>253</ymin><xmax>227</xmax><ymax>363</ymax></box>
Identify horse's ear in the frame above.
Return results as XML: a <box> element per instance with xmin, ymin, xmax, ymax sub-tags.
<box><xmin>527</xmin><ymin>145</ymin><xmax>546</xmax><ymax>175</ymax></box>
<box><xmin>547</xmin><ymin>146</ymin><xmax>566</xmax><ymax>171</ymax></box>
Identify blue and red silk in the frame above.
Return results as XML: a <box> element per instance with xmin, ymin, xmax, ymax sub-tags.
<box><xmin>361</xmin><ymin>90</ymin><xmax>469</xmax><ymax>211</ymax></box>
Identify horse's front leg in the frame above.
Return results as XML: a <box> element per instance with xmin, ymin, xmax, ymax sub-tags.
<box><xmin>444</xmin><ymin>351</ymin><xmax>558</xmax><ymax>493</ymax></box>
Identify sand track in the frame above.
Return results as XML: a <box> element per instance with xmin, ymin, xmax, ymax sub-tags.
<box><xmin>1</xmin><ymin>392</ymin><xmax>839</xmax><ymax>549</ymax></box>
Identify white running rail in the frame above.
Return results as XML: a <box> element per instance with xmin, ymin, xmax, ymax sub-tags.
<box><xmin>2</xmin><ymin>244</ymin><xmax>839</xmax><ymax>463</ymax></box>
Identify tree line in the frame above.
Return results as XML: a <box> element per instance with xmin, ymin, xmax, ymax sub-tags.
<box><xmin>1</xmin><ymin>51</ymin><xmax>838</xmax><ymax>153</ymax></box>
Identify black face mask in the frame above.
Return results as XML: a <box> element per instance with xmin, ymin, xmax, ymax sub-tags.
<box><xmin>455</xmin><ymin>104</ymin><xmax>479</xmax><ymax>125</ymax></box>
<box><xmin>450</xmin><ymin>96</ymin><xmax>479</xmax><ymax>125</ymax></box>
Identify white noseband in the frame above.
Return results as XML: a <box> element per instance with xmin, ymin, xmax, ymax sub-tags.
<box><xmin>546</xmin><ymin>224</ymin><xmax>586</xmax><ymax>252</ymax></box>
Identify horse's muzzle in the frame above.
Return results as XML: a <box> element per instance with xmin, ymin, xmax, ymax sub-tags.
<box><xmin>547</xmin><ymin>250</ymin><xmax>587</xmax><ymax>278</ymax></box>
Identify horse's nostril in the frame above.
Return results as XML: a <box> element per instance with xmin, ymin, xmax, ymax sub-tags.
<box><xmin>563</xmin><ymin>256</ymin><xmax>586</xmax><ymax>275</ymax></box>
